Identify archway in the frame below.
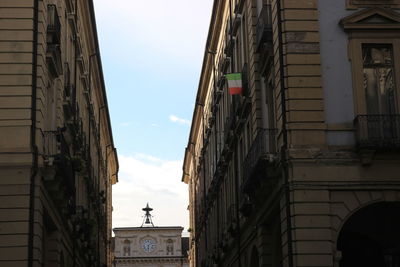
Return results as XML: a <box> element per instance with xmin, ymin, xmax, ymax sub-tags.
<box><xmin>337</xmin><ymin>202</ymin><xmax>400</xmax><ymax>267</ymax></box>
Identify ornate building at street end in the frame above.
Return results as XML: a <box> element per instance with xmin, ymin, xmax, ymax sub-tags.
<box><xmin>182</xmin><ymin>0</ymin><xmax>400</xmax><ymax>267</ymax></box>
<box><xmin>113</xmin><ymin>205</ymin><xmax>189</xmax><ymax>267</ymax></box>
<box><xmin>0</xmin><ymin>0</ymin><xmax>118</xmax><ymax>266</ymax></box>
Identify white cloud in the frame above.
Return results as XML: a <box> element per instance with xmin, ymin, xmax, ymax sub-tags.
<box><xmin>112</xmin><ymin>154</ymin><xmax>189</xmax><ymax>229</ymax></box>
<box><xmin>169</xmin><ymin>115</ymin><xmax>190</xmax><ymax>125</ymax></box>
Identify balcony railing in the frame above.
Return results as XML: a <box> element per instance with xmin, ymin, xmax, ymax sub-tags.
<box><xmin>354</xmin><ymin>115</ymin><xmax>400</xmax><ymax>149</ymax></box>
<box><xmin>43</xmin><ymin>130</ymin><xmax>75</xmax><ymax>195</ymax></box>
<box><xmin>44</xmin><ymin>130</ymin><xmax>61</xmax><ymax>159</ymax></box>
<box><xmin>224</xmin><ymin>109</ymin><xmax>236</xmax><ymax>143</ymax></box>
<box><xmin>256</xmin><ymin>5</ymin><xmax>272</xmax><ymax>52</ymax></box>
<box><xmin>47</xmin><ymin>44</ymin><xmax>63</xmax><ymax>77</ymax></box>
<box><xmin>242</xmin><ymin>128</ymin><xmax>277</xmax><ymax>193</ymax></box>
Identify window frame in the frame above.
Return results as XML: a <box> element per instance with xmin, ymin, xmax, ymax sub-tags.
<box><xmin>349</xmin><ymin>38</ymin><xmax>400</xmax><ymax>115</ymax></box>
<box><xmin>341</xmin><ymin>7</ymin><xmax>400</xmax><ymax>115</ymax></box>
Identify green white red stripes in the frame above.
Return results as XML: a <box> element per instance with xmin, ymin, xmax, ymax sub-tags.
<box><xmin>226</xmin><ymin>73</ymin><xmax>242</xmax><ymax>95</ymax></box>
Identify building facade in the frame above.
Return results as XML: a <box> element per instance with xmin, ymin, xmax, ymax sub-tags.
<box><xmin>113</xmin><ymin>205</ymin><xmax>189</xmax><ymax>267</ymax></box>
<box><xmin>0</xmin><ymin>0</ymin><xmax>118</xmax><ymax>266</ymax></box>
<box><xmin>182</xmin><ymin>0</ymin><xmax>400</xmax><ymax>267</ymax></box>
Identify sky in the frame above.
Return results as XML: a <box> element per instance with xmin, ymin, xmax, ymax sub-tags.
<box><xmin>93</xmin><ymin>1</ymin><xmax>214</xmax><ymax>231</ymax></box>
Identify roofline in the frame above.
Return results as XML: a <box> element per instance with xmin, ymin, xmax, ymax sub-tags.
<box><xmin>114</xmin><ymin>256</ymin><xmax>188</xmax><ymax>260</ymax></box>
<box><xmin>113</xmin><ymin>226</ymin><xmax>185</xmax><ymax>231</ymax></box>
<box><xmin>181</xmin><ymin>0</ymin><xmax>221</xmax><ymax>183</ymax></box>
<box><xmin>88</xmin><ymin>0</ymin><xmax>119</xmax><ymax>182</ymax></box>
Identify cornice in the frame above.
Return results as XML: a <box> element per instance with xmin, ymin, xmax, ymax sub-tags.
<box><xmin>115</xmin><ymin>256</ymin><xmax>188</xmax><ymax>263</ymax></box>
<box><xmin>340</xmin><ymin>7</ymin><xmax>400</xmax><ymax>30</ymax></box>
<box><xmin>182</xmin><ymin>0</ymin><xmax>227</xmax><ymax>183</ymax></box>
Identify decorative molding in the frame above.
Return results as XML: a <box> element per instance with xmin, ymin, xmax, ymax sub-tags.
<box><xmin>115</xmin><ymin>256</ymin><xmax>189</xmax><ymax>264</ymax></box>
<box><xmin>347</xmin><ymin>0</ymin><xmax>400</xmax><ymax>9</ymax></box>
<box><xmin>340</xmin><ymin>7</ymin><xmax>400</xmax><ymax>30</ymax></box>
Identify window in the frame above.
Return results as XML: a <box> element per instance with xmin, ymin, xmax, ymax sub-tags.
<box><xmin>341</xmin><ymin>7</ymin><xmax>400</xmax><ymax>148</ymax></box>
<box><xmin>166</xmin><ymin>239</ymin><xmax>174</xmax><ymax>255</ymax></box>
<box><xmin>341</xmin><ymin>7</ymin><xmax>400</xmax><ymax>115</ymax></box>
<box><xmin>123</xmin><ymin>239</ymin><xmax>131</xmax><ymax>256</ymax></box>
<box><xmin>362</xmin><ymin>44</ymin><xmax>396</xmax><ymax>115</ymax></box>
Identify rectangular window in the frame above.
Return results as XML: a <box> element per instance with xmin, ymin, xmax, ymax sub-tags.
<box><xmin>362</xmin><ymin>44</ymin><xmax>397</xmax><ymax>114</ymax></box>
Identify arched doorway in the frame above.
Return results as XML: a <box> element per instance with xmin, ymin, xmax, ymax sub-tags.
<box><xmin>337</xmin><ymin>202</ymin><xmax>400</xmax><ymax>267</ymax></box>
<box><xmin>250</xmin><ymin>247</ymin><xmax>259</xmax><ymax>267</ymax></box>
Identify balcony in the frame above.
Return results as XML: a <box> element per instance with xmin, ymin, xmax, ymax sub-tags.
<box><xmin>241</xmin><ymin>128</ymin><xmax>277</xmax><ymax>194</ymax></box>
<box><xmin>221</xmin><ymin>55</ymin><xmax>231</xmax><ymax>74</ymax></box>
<box><xmin>224</xmin><ymin>35</ymin><xmax>236</xmax><ymax>57</ymax></box>
<box><xmin>43</xmin><ymin>130</ymin><xmax>75</xmax><ymax>197</ymax></box>
<box><xmin>63</xmin><ymin>84</ymin><xmax>75</xmax><ymax>119</ymax></box>
<box><xmin>46</xmin><ymin>44</ymin><xmax>63</xmax><ymax>77</ymax></box>
<box><xmin>354</xmin><ymin>115</ymin><xmax>400</xmax><ymax>150</ymax></box>
<box><xmin>224</xmin><ymin>109</ymin><xmax>236</xmax><ymax>143</ymax></box>
<box><xmin>229</xmin><ymin>14</ymin><xmax>242</xmax><ymax>36</ymax></box>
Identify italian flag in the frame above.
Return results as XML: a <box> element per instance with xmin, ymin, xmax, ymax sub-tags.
<box><xmin>226</xmin><ymin>73</ymin><xmax>242</xmax><ymax>95</ymax></box>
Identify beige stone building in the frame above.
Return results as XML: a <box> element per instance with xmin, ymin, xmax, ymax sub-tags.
<box><xmin>112</xmin><ymin>205</ymin><xmax>189</xmax><ymax>267</ymax></box>
<box><xmin>0</xmin><ymin>0</ymin><xmax>118</xmax><ymax>266</ymax></box>
<box><xmin>182</xmin><ymin>0</ymin><xmax>400</xmax><ymax>267</ymax></box>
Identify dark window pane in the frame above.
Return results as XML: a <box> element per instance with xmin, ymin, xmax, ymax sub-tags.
<box><xmin>362</xmin><ymin>44</ymin><xmax>396</xmax><ymax>115</ymax></box>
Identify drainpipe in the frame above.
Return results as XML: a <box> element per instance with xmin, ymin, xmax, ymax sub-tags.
<box><xmin>98</xmin><ymin>105</ymin><xmax>106</xmax><ymax>192</ymax></box>
<box><xmin>72</xmin><ymin>0</ymin><xmax>78</xmax><ymax>266</ymax></box>
<box><xmin>86</xmin><ymin>52</ymin><xmax>96</xmax><ymax>267</ymax></box>
<box><xmin>276</xmin><ymin>1</ymin><xmax>294</xmax><ymax>267</ymax></box>
<box><xmin>88</xmin><ymin>52</ymin><xmax>97</xmax><ymax>188</ymax></box>
<box><xmin>187</xmin><ymin>142</ymin><xmax>199</xmax><ymax>267</ymax></box>
<box><xmin>200</xmin><ymin>105</ymin><xmax>208</xmax><ymax>255</ymax></box>
<box><xmin>28</xmin><ymin>0</ymin><xmax>39</xmax><ymax>266</ymax></box>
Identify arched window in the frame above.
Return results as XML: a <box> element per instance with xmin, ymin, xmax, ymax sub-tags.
<box><xmin>123</xmin><ymin>239</ymin><xmax>131</xmax><ymax>256</ymax></box>
<box><xmin>166</xmin><ymin>239</ymin><xmax>174</xmax><ymax>255</ymax></box>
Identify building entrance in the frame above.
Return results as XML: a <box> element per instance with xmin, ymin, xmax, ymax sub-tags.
<box><xmin>337</xmin><ymin>202</ymin><xmax>400</xmax><ymax>267</ymax></box>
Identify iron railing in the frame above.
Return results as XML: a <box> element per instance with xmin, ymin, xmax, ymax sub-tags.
<box><xmin>242</xmin><ymin>128</ymin><xmax>277</xmax><ymax>192</ymax></box>
<box><xmin>43</xmin><ymin>130</ymin><xmax>75</xmax><ymax>194</ymax></box>
<box><xmin>44</xmin><ymin>130</ymin><xmax>61</xmax><ymax>158</ymax></box>
<box><xmin>224</xmin><ymin>109</ymin><xmax>236</xmax><ymax>143</ymax></box>
<box><xmin>354</xmin><ymin>115</ymin><xmax>400</xmax><ymax>149</ymax></box>
<box><xmin>47</xmin><ymin>44</ymin><xmax>63</xmax><ymax>76</ymax></box>
<box><xmin>256</xmin><ymin>5</ymin><xmax>272</xmax><ymax>52</ymax></box>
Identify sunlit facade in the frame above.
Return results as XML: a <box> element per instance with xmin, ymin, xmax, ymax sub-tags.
<box><xmin>182</xmin><ymin>0</ymin><xmax>400</xmax><ymax>267</ymax></box>
<box><xmin>0</xmin><ymin>0</ymin><xmax>118</xmax><ymax>266</ymax></box>
<box><xmin>113</xmin><ymin>227</ymin><xmax>189</xmax><ymax>267</ymax></box>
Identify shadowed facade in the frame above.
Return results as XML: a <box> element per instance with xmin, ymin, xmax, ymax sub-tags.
<box><xmin>0</xmin><ymin>0</ymin><xmax>118</xmax><ymax>266</ymax></box>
